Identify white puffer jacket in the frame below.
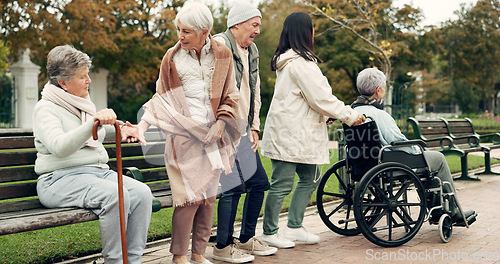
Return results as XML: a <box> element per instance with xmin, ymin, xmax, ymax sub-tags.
<box><xmin>173</xmin><ymin>39</ymin><xmax>215</xmax><ymax>124</ymax></box>
<box><xmin>261</xmin><ymin>49</ymin><xmax>359</xmax><ymax>164</ymax></box>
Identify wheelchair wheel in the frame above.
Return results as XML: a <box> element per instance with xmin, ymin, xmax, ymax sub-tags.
<box><xmin>353</xmin><ymin>162</ymin><xmax>427</xmax><ymax>247</ymax></box>
<box><xmin>316</xmin><ymin>160</ymin><xmax>361</xmax><ymax>236</ymax></box>
<box><xmin>438</xmin><ymin>214</ymin><xmax>453</xmax><ymax>243</ymax></box>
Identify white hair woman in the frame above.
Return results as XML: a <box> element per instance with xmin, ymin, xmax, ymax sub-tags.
<box><xmin>34</xmin><ymin>45</ymin><xmax>153</xmax><ymax>264</ymax></box>
<box><xmin>134</xmin><ymin>2</ymin><xmax>241</xmax><ymax>264</ymax></box>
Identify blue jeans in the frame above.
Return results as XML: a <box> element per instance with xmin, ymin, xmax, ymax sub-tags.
<box><xmin>216</xmin><ymin>134</ymin><xmax>269</xmax><ymax>248</ymax></box>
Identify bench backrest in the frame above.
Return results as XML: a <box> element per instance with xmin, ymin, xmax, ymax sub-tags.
<box><xmin>0</xmin><ymin>128</ymin><xmax>169</xmax><ymax>214</ymax></box>
<box><xmin>407</xmin><ymin>117</ymin><xmax>449</xmax><ymax>148</ymax></box>
<box><xmin>442</xmin><ymin>118</ymin><xmax>479</xmax><ymax>146</ymax></box>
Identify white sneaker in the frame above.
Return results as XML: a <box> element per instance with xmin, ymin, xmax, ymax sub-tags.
<box><xmin>190</xmin><ymin>260</ymin><xmax>213</xmax><ymax>264</ymax></box>
<box><xmin>282</xmin><ymin>226</ymin><xmax>320</xmax><ymax>244</ymax></box>
<box><xmin>260</xmin><ymin>233</ymin><xmax>295</xmax><ymax>249</ymax></box>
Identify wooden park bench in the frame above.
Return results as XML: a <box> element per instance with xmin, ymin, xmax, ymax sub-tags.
<box><xmin>0</xmin><ymin>127</ymin><xmax>171</xmax><ymax>236</ymax></box>
<box><xmin>442</xmin><ymin>117</ymin><xmax>500</xmax><ymax>176</ymax></box>
<box><xmin>408</xmin><ymin>117</ymin><xmax>500</xmax><ymax>181</ymax></box>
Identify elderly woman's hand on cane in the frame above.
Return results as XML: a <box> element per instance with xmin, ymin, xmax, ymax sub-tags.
<box><xmin>94</xmin><ymin>108</ymin><xmax>121</xmax><ymax>125</ymax></box>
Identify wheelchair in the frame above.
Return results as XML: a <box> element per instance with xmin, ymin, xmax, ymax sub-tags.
<box><xmin>316</xmin><ymin>118</ymin><xmax>476</xmax><ymax>247</ymax></box>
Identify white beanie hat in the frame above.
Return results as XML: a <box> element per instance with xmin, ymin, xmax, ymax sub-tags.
<box><xmin>227</xmin><ymin>3</ymin><xmax>262</xmax><ymax>28</ymax></box>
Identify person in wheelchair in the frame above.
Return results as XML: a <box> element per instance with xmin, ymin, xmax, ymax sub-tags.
<box><xmin>352</xmin><ymin>68</ymin><xmax>476</xmax><ymax>226</ymax></box>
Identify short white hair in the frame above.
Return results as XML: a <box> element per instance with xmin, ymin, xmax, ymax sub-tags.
<box><xmin>47</xmin><ymin>45</ymin><xmax>91</xmax><ymax>88</ymax></box>
<box><xmin>174</xmin><ymin>1</ymin><xmax>213</xmax><ymax>35</ymax></box>
<box><xmin>356</xmin><ymin>68</ymin><xmax>386</xmax><ymax>96</ymax></box>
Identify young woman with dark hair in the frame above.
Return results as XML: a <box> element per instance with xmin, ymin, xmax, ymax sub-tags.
<box><xmin>270</xmin><ymin>12</ymin><xmax>321</xmax><ymax>71</ymax></box>
<box><xmin>260</xmin><ymin>12</ymin><xmax>365</xmax><ymax>249</ymax></box>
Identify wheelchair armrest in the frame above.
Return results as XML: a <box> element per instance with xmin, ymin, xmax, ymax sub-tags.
<box><xmin>390</xmin><ymin>139</ymin><xmax>426</xmax><ymax>148</ymax></box>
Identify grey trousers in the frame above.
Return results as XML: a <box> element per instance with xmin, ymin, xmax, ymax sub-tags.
<box><xmin>37</xmin><ymin>166</ymin><xmax>153</xmax><ymax>264</ymax></box>
<box><xmin>423</xmin><ymin>151</ymin><xmax>459</xmax><ymax>215</ymax></box>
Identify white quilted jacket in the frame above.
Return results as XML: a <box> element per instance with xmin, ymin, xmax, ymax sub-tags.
<box><xmin>172</xmin><ymin>39</ymin><xmax>215</xmax><ymax>124</ymax></box>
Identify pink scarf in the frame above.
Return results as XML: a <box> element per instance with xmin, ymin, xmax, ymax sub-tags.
<box><xmin>141</xmin><ymin>38</ymin><xmax>242</xmax><ymax>207</ymax></box>
<box><xmin>41</xmin><ymin>82</ymin><xmax>99</xmax><ymax>147</ymax></box>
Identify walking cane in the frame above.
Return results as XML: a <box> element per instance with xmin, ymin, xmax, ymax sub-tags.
<box><xmin>93</xmin><ymin>120</ymin><xmax>128</xmax><ymax>264</ymax></box>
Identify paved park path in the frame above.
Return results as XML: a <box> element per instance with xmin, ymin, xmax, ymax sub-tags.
<box><xmin>61</xmin><ymin>149</ymin><xmax>500</xmax><ymax>264</ymax></box>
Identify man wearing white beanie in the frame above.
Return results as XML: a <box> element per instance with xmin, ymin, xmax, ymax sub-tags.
<box><xmin>213</xmin><ymin>2</ymin><xmax>277</xmax><ymax>263</ymax></box>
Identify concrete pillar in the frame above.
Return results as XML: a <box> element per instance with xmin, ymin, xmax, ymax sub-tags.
<box><xmin>9</xmin><ymin>49</ymin><xmax>41</xmax><ymax>129</ymax></box>
<box><xmin>89</xmin><ymin>68</ymin><xmax>109</xmax><ymax>111</ymax></box>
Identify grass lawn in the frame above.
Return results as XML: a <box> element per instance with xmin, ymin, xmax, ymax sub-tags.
<box><xmin>0</xmin><ymin>150</ymin><xmax>497</xmax><ymax>264</ymax></box>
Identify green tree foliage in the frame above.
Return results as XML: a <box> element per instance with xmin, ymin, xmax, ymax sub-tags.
<box><xmin>431</xmin><ymin>0</ymin><xmax>500</xmax><ymax>112</ymax></box>
<box><xmin>0</xmin><ymin>0</ymin><xmax>183</xmax><ymax>121</ymax></box>
<box><xmin>2</xmin><ymin>0</ymin><xmax>497</xmax><ymax>120</ymax></box>
<box><xmin>210</xmin><ymin>2</ymin><xmax>229</xmax><ymax>35</ymax></box>
<box><xmin>0</xmin><ymin>73</ymin><xmax>13</xmax><ymax>127</ymax></box>
<box><xmin>254</xmin><ymin>0</ymin><xmax>308</xmax><ymax>118</ymax></box>
<box><xmin>453</xmin><ymin>79</ymin><xmax>480</xmax><ymax>114</ymax></box>
<box><xmin>309</xmin><ymin>0</ymin><xmax>394</xmax><ymax>82</ymax></box>
<box><xmin>307</xmin><ymin>0</ymin><xmax>428</xmax><ymax>108</ymax></box>
<box><xmin>0</xmin><ymin>40</ymin><xmax>9</xmax><ymax>71</ymax></box>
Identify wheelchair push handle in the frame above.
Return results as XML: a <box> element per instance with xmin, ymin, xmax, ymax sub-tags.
<box><xmin>328</xmin><ymin>115</ymin><xmax>373</xmax><ymax>126</ymax></box>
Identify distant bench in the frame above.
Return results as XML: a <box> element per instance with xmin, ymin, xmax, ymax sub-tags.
<box><xmin>0</xmin><ymin>127</ymin><xmax>171</xmax><ymax>236</ymax></box>
<box><xmin>408</xmin><ymin>117</ymin><xmax>500</xmax><ymax>180</ymax></box>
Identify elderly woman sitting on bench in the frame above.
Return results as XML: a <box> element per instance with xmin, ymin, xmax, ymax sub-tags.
<box><xmin>33</xmin><ymin>45</ymin><xmax>153</xmax><ymax>264</ymax></box>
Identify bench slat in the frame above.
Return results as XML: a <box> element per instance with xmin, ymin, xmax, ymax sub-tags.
<box><xmin>148</xmin><ymin>181</ymin><xmax>171</xmax><ymax>192</ymax></box>
<box><xmin>420</xmin><ymin>128</ymin><xmax>449</xmax><ymax>136</ymax></box>
<box><xmin>140</xmin><ymin>169</ymin><xmax>168</xmax><ymax>182</ymax></box>
<box><xmin>0</xmin><ymin>127</ymin><xmax>172</xmax><ymax>237</ymax></box>
<box><xmin>105</xmin><ymin>142</ymin><xmax>165</xmax><ymax>158</ymax></box>
<box><xmin>0</xmin><ymin>166</ymin><xmax>38</xmax><ymax>183</ymax></box>
<box><xmin>152</xmin><ymin>190</ymin><xmax>173</xmax><ymax>208</ymax></box>
<box><xmin>144</xmin><ymin>129</ymin><xmax>166</xmax><ymax>142</ymax></box>
<box><xmin>0</xmin><ymin>151</ymin><xmax>37</xmax><ymax>166</ymax></box>
<box><xmin>449</xmin><ymin>127</ymin><xmax>474</xmax><ymax>134</ymax></box>
<box><xmin>0</xmin><ymin>207</ymin><xmax>98</xmax><ymax>236</ymax></box>
<box><xmin>0</xmin><ymin>182</ymin><xmax>37</xmax><ymax>200</ymax></box>
<box><xmin>0</xmin><ymin>199</ymin><xmax>44</xmax><ymax>214</ymax></box>
<box><xmin>0</xmin><ymin>136</ymin><xmax>35</xmax><ymax>149</ymax></box>
<box><xmin>110</xmin><ymin>156</ymin><xmax>166</xmax><ymax>170</ymax></box>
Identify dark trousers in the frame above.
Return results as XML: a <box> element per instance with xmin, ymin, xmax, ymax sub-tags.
<box><xmin>216</xmin><ymin>134</ymin><xmax>269</xmax><ymax>248</ymax></box>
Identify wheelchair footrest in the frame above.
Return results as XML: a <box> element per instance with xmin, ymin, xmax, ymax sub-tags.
<box><xmin>454</xmin><ymin>213</ymin><xmax>477</xmax><ymax>227</ymax></box>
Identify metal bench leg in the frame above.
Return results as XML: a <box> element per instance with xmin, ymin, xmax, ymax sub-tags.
<box><xmin>456</xmin><ymin>155</ymin><xmax>480</xmax><ymax>181</ymax></box>
<box><xmin>475</xmin><ymin>152</ymin><xmax>500</xmax><ymax>176</ymax></box>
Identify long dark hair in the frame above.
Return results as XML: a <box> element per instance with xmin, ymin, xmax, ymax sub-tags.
<box><xmin>270</xmin><ymin>12</ymin><xmax>322</xmax><ymax>71</ymax></box>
